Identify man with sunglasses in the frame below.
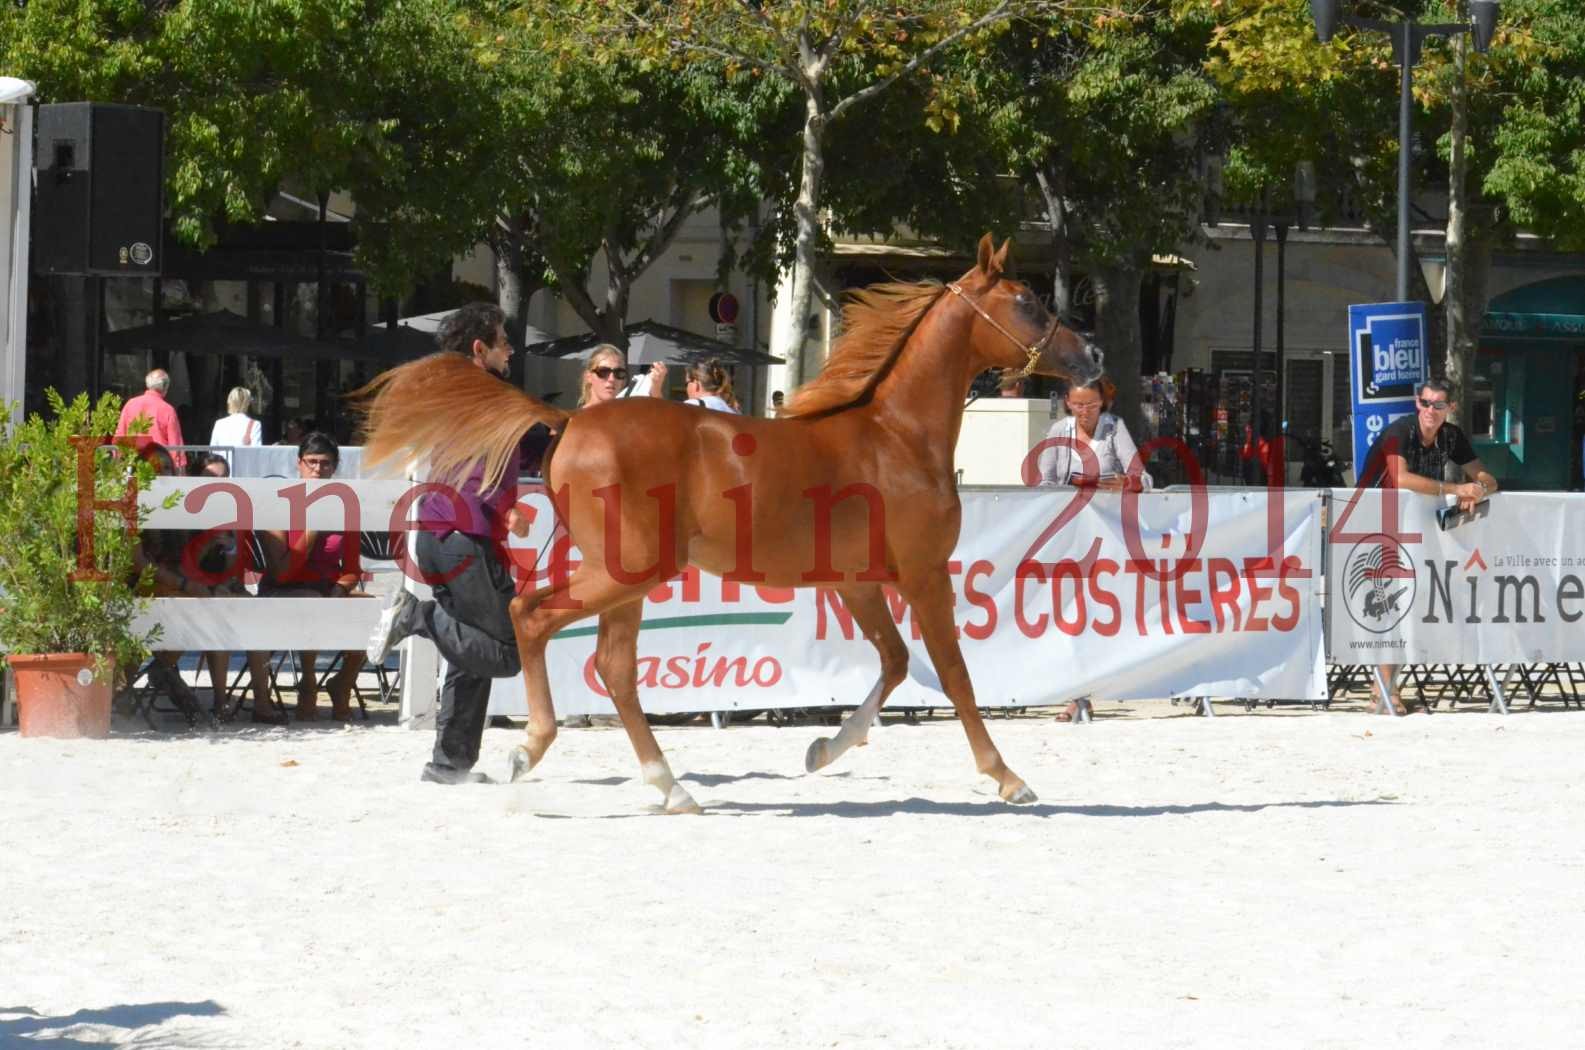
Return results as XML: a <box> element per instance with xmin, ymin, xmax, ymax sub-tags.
<box><xmin>368</xmin><ymin>302</ymin><xmax>544</xmax><ymax>784</ymax></box>
<box><xmin>1375</xmin><ymin>377</ymin><xmax>1498</xmax><ymax>513</ymax></box>
<box><xmin>1370</xmin><ymin>375</ymin><xmax>1498</xmax><ymax>714</ymax></box>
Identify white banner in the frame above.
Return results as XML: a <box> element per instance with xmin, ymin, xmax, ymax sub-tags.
<box><xmin>488</xmin><ymin>487</ymin><xmax>1328</xmax><ymax>715</ymax></box>
<box><xmin>1326</xmin><ymin>488</ymin><xmax>1585</xmax><ymax>665</ymax></box>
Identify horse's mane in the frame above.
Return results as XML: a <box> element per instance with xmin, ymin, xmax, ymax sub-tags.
<box><xmin>350</xmin><ymin>352</ymin><xmax>569</xmax><ymax>494</ymax></box>
<box><xmin>781</xmin><ymin>280</ymin><xmax>945</xmax><ymax>419</ymax></box>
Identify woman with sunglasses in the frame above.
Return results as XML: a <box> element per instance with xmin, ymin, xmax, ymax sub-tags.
<box><xmin>579</xmin><ymin>344</ymin><xmax>672</xmax><ymax>406</ymax></box>
<box><xmin>559</xmin><ymin>343</ymin><xmax>665</xmax><ymax>731</ymax></box>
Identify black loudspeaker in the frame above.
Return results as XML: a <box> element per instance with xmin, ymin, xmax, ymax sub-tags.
<box><xmin>33</xmin><ymin>102</ymin><xmax>165</xmax><ymax>276</ymax></box>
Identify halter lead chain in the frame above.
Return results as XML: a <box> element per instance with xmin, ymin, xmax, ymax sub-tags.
<box><xmin>946</xmin><ymin>281</ymin><xmax>1050</xmax><ymax>379</ymax></box>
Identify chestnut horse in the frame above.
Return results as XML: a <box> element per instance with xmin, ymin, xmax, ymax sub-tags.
<box><xmin>357</xmin><ymin>235</ymin><xmax>1103</xmax><ymax>812</ymax></box>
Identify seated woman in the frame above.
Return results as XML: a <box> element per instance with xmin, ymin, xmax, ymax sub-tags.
<box><xmin>134</xmin><ymin>444</ymin><xmax>284</xmax><ymax>725</ymax></box>
<box><xmin>1033</xmin><ymin>375</ymin><xmax>1153</xmax><ymax>723</ymax></box>
<box><xmin>259</xmin><ymin>431</ymin><xmax>367</xmax><ymax>721</ymax></box>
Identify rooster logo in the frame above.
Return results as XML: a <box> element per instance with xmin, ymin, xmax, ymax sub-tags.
<box><xmin>1344</xmin><ymin>534</ymin><xmax>1416</xmax><ymax>634</ymax></box>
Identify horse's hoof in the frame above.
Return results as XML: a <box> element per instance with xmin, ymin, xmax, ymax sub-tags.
<box><xmin>1001</xmin><ymin>781</ymin><xmax>1038</xmax><ymax>805</ymax></box>
<box><xmin>508</xmin><ymin>745</ymin><xmax>536</xmax><ymax>783</ymax></box>
<box><xmin>804</xmin><ymin>737</ymin><xmax>831</xmax><ymax>773</ymax></box>
<box><xmin>664</xmin><ymin>784</ymin><xmax>703</xmax><ymax>814</ymax></box>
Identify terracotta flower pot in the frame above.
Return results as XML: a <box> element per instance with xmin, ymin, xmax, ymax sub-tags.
<box><xmin>10</xmin><ymin>653</ymin><xmax>114</xmax><ymax>738</ymax></box>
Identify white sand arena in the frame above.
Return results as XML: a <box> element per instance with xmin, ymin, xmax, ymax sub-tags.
<box><xmin>4</xmin><ymin>706</ymin><xmax>1583</xmax><ymax>1048</ymax></box>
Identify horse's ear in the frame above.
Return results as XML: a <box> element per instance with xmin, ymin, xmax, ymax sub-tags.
<box><xmin>976</xmin><ymin>233</ymin><xmax>995</xmax><ymax>275</ymax></box>
<box><xmin>992</xmin><ymin>238</ymin><xmax>1013</xmax><ymax>275</ymax></box>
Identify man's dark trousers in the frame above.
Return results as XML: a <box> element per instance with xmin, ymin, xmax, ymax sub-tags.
<box><xmin>411</xmin><ymin>529</ymin><xmax>520</xmax><ymax>771</ymax></box>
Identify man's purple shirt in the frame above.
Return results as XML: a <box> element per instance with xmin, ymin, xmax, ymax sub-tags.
<box><xmin>417</xmin><ymin>430</ymin><xmax>547</xmax><ymax>539</ymax></box>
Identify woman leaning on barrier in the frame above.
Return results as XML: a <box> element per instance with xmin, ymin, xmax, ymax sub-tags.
<box><xmin>1035</xmin><ymin>374</ymin><xmax>1153</xmax><ymax>494</ymax></box>
<box><xmin>1033</xmin><ymin>375</ymin><xmax>1152</xmax><ymax>723</ymax></box>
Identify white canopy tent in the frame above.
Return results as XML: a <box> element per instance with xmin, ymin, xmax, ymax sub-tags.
<box><xmin>0</xmin><ymin>77</ymin><xmax>34</xmax><ymax>425</ymax></box>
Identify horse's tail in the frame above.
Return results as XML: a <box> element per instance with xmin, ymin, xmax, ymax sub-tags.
<box><xmin>350</xmin><ymin>352</ymin><xmax>571</xmax><ymax>494</ymax></box>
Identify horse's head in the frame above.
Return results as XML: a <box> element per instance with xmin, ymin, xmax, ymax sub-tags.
<box><xmin>951</xmin><ymin>234</ymin><xmax>1104</xmax><ymax>385</ymax></box>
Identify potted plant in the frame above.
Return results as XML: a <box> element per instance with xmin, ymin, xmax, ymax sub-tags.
<box><xmin>0</xmin><ymin>390</ymin><xmax>161</xmax><ymax>737</ymax></box>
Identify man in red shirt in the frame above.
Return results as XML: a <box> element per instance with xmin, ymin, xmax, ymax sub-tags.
<box><xmin>116</xmin><ymin>368</ymin><xmax>187</xmax><ymax>470</ymax></box>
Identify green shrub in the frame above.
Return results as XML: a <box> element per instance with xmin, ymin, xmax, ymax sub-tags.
<box><xmin>0</xmin><ymin>389</ymin><xmax>163</xmax><ymax>674</ymax></box>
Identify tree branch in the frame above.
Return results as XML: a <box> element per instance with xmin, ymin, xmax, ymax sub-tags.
<box><xmin>630</xmin><ymin>185</ymin><xmax>704</xmax><ymax>278</ymax></box>
<box><xmin>825</xmin><ymin>0</ymin><xmax>1016</xmax><ymax>125</ymax></box>
<box><xmin>545</xmin><ymin>246</ymin><xmax>603</xmax><ymax>334</ymax></box>
<box><xmin>658</xmin><ymin>36</ymin><xmax>794</xmax><ymax>80</ymax></box>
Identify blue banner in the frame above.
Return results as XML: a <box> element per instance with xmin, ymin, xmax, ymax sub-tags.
<box><xmin>1347</xmin><ymin>302</ymin><xmax>1428</xmax><ymax>479</ymax></box>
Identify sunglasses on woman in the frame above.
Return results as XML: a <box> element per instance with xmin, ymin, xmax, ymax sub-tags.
<box><xmin>590</xmin><ymin>366</ymin><xmax>629</xmax><ymax>381</ymax></box>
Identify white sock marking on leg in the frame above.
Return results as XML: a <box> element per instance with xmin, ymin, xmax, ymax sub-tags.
<box><xmin>824</xmin><ymin>677</ymin><xmax>885</xmax><ymax>764</ymax></box>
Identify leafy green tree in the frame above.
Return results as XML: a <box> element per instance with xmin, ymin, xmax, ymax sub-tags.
<box><xmin>495</xmin><ymin>46</ymin><xmax>779</xmax><ymax>347</ymax></box>
<box><xmin>1201</xmin><ymin>0</ymin><xmax>1585</xmax><ymax>417</ymax></box>
<box><xmin>946</xmin><ymin>7</ymin><xmax>1218</xmax><ymax>430</ymax></box>
<box><xmin>1438</xmin><ymin>0</ymin><xmax>1585</xmax><ymax>409</ymax></box>
<box><xmin>546</xmin><ymin>0</ymin><xmax>1068</xmax><ymax>383</ymax></box>
<box><xmin>373</xmin><ymin>8</ymin><xmax>791</xmax><ymax>349</ymax></box>
<box><xmin>0</xmin><ymin>0</ymin><xmax>386</xmax><ymax>248</ymax></box>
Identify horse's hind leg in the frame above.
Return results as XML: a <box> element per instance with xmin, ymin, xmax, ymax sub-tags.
<box><xmin>506</xmin><ymin>584</ymin><xmax>563</xmax><ymax>781</ymax></box>
<box><xmin>806</xmin><ymin>584</ymin><xmax>909</xmax><ymax>773</ymax></box>
<box><xmin>506</xmin><ymin>569</ymin><xmax>640</xmax><ymax>783</ymax></box>
<box><xmin>902</xmin><ymin>569</ymin><xmax>1036</xmax><ymax>804</ymax></box>
<box><xmin>594</xmin><ymin>600</ymin><xmax>701</xmax><ymax>814</ymax></box>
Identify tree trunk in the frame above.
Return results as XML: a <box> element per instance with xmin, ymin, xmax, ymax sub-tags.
<box><xmin>544</xmin><ymin>200</ymin><xmax>696</xmax><ymax>354</ymax></box>
<box><xmin>552</xmin><ymin>258</ymin><xmax>630</xmax><ymax>349</ymax></box>
<box><xmin>1442</xmin><ymin>33</ymin><xmax>1492</xmax><ymax>421</ymax></box>
<box><xmin>1035</xmin><ymin>168</ymin><xmax>1074</xmax><ymax>319</ymax></box>
<box><xmin>1091</xmin><ymin>258</ymin><xmax>1145</xmax><ymax>437</ymax></box>
<box><xmin>493</xmin><ymin>218</ymin><xmax>534</xmax><ymax>346</ymax></box>
<box><xmin>496</xmin><ymin>257</ymin><xmax>528</xmax><ymax>344</ymax></box>
<box><xmin>773</xmin><ymin>94</ymin><xmax>826</xmax><ymax>387</ymax></box>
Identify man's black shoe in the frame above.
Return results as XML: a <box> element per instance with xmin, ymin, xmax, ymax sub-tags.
<box><xmin>420</xmin><ymin>762</ymin><xmax>493</xmax><ymax>785</ymax></box>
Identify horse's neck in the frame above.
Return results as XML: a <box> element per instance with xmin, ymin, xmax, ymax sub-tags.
<box><xmin>867</xmin><ymin>311</ymin><xmax>982</xmax><ymax>466</ymax></box>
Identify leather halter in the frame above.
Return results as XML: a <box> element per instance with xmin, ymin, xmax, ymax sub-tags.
<box><xmin>945</xmin><ymin>281</ymin><xmax>1057</xmax><ymax>379</ymax></box>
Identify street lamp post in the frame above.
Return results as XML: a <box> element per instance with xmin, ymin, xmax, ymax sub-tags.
<box><xmin>1242</xmin><ymin>165</ymin><xmax>1317</xmax><ymax>483</ymax></box>
<box><xmin>1250</xmin><ymin>195</ymin><xmax>1268</xmax><ymax>484</ymax></box>
<box><xmin>1310</xmin><ymin>0</ymin><xmax>1498</xmax><ymax>301</ymax></box>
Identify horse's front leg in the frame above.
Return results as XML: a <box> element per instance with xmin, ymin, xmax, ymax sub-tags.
<box><xmin>806</xmin><ymin>584</ymin><xmax>909</xmax><ymax>773</ymax></box>
<box><xmin>901</xmin><ymin>570</ymin><xmax>1036</xmax><ymax>804</ymax></box>
<box><xmin>507</xmin><ymin>585</ymin><xmax>562</xmax><ymax>782</ymax></box>
<box><xmin>595</xmin><ymin>600</ymin><xmax>701</xmax><ymax>813</ymax></box>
